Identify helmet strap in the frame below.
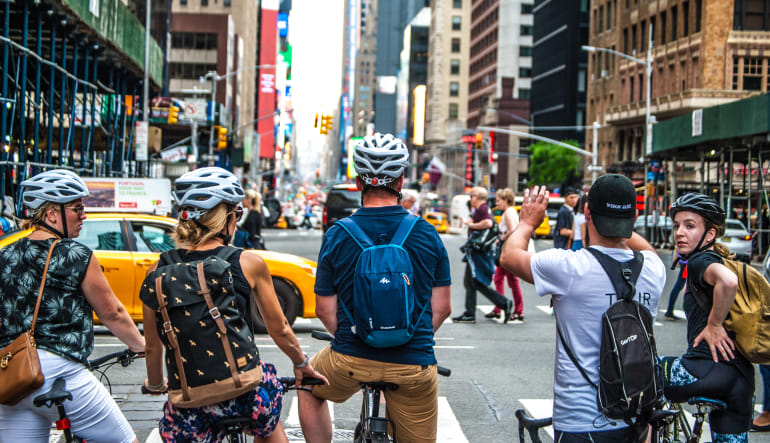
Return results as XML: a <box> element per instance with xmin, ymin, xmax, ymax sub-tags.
<box><xmin>679</xmin><ymin>228</ymin><xmax>715</xmax><ymax>261</ymax></box>
<box><xmin>59</xmin><ymin>204</ymin><xmax>69</xmax><ymax>238</ymax></box>
<box><xmin>38</xmin><ymin>223</ymin><xmax>65</xmax><ymax>240</ymax></box>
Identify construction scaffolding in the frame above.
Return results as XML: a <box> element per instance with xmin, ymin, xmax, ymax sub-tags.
<box><xmin>0</xmin><ymin>0</ymin><xmax>163</xmax><ymax>215</ymax></box>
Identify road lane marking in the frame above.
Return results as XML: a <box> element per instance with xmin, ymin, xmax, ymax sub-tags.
<box><xmin>146</xmin><ymin>428</ymin><xmax>162</xmax><ymax>443</ymax></box>
<box><xmin>284</xmin><ymin>396</ymin><xmax>465</xmax><ymax>442</ymax></box>
<box><xmin>519</xmin><ymin>399</ymin><xmax>554</xmax><ymax>440</ymax></box>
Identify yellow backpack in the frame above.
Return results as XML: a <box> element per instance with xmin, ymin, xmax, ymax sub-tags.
<box><xmin>721</xmin><ymin>257</ymin><xmax>770</xmax><ymax>364</ymax></box>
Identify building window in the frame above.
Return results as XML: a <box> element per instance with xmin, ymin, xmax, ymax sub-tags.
<box><xmin>671</xmin><ymin>6</ymin><xmax>678</xmax><ymax>40</ymax></box>
<box><xmin>449</xmin><ymin>103</ymin><xmax>458</xmax><ymax>119</ymax></box>
<box><xmin>695</xmin><ymin>0</ymin><xmax>702</xmax><ymax>32</ymax></box>
<box><xmin>735</xmin><ymin>0</ymin><xmax>770</xmax><ymax>30</ymax></box>
<box><xmin>519</xmin><ymin>68</ymin><xmax>532</xmax><ymax>77</ymax></box>
<box><xmin>599</xmin><ymin>6</ymin><xmax>604</xmax><ymax>33</ymax></box>
<box><xmin>169</xmin><ymin>62</ymin><xmax>218</xmax><ymax>80</ymax></box>
<box><xmin>520</xmin><ymin>25</ymin><xmax>533</xmax><ymax>36</ymax></box>
<box><xmin>451</xmin><ymin>38</ymin><xmax>461</xmax><ymax>53</ymax></box>
<box><xmin>519</xmin><ymin>88</ymin><xmax>531</xmax><ymax>99</ymax></box>
<box><xmin>451</xmin><ymin>59</ymin><xmax>460</xmax><ymax>75</ymax></box>
<box><xmin>171</xmin><ymin>32</ymin><xmax>218</xmax><ymax>50</ymax></box>
<box><xmin>452</xmin><ymin>16</ymin><xmax>461</xmax><ymax>31</ymax></box>
<box><xmin>453</xmin><ymin>0</ymin><xmax>461</xmax><ymax>8</ymax></box>
<box><xmin>520</xmin><ymin>46</ymin><xmax>532</xmax><ymax>57</ymax></box>
<box><xmin>576</xmin><ymin>110</ymin><xmax>584</xmax><ymax>127</ymax></box>
<box><xmin>180</xmin><ymin>0</ymin><xmax>187</xmax><ymax>4</ymax></box>
<box><xmin>201</xmin><ymin>0</ymin><xmax>207</xmax><ymax>5</ymax></box>
<box><xmin>607</xmin><ymin>2</ymin><xmax>612</xmax><ymax>29</ymax></box>
<box><xmin>661</xmin><ymin>11</ymin><xmax>667</xmax><ymax>44</ymax></box>
<box><xmin>449</xmin><ymin>82</ymin><xmax>459</xmax><ymax>97</ymax></box>
<box><xmin>743</xmin><ymin>57</ymin><xmax>763</xmax><ymax>90</ymax></box>
<box><xmin>630</xmin><ymin>76</ymin><xmax>635</xmax><ymax>101</ymax></box>
<box><xmin>578</xmin><ymin>69</ymin><xmax>586</xmax><ymax>92</ymax></box>
<box><xmin>522</xmin><ymin>3</ymin><xmax>533</xmax><ymax>14</ymax></box>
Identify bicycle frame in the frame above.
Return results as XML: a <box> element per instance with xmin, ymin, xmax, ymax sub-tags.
<box><xmin>356</xmin><ymin>384</ymin><xmax>395</xmax><ymax>443</ymax></box>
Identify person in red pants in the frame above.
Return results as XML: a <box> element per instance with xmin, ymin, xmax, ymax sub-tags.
<box><xmin>486</xmin><ymin>188</ymin><xmax>525</xmax><ymax>322</ymax></box>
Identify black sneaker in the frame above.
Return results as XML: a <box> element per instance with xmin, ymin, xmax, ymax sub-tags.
<box><xmin>452</xmin><ymin>313</ymin><xmax>476</xmax><ymax>323</ymax></box>
<box><xmin>663</xmin><ymin>312</ymin><xmax>682</xmax><ymax>321</ymax></box>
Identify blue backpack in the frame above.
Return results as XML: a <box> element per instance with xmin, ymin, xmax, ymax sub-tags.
<box><xmin>337</xmin><ymin>214</ymin><xmax>426</xmax><ymax>348</ymax></box>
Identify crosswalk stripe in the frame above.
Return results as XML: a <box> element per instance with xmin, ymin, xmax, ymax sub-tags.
<box><xmin>537</xmin><ymin>305</ymin><xmax>553</xmax><ymax>315</ymax></box>
<box><xmin>519</xmin><ymin>399</ymin><xmax>554</xmax><ymax>440</ymax></box>
<box><xmin>284</xmin><ymin>396</ymin><xmax>465</xmax><ymax>441</ymax></box>
<box><xmin>145</xmin><ymin>428</ymin><xmax>162</xmax><ymax>443</ymax></box>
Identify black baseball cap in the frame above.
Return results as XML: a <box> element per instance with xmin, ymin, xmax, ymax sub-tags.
<box><xmin>587</xmin><ymin>174</ymin><xmax>637</xmax><ymax>238</ymax></box>
<box><xmin>563</xmin><ymin>187</ymin><xmax>579</xmax><ymax>197</ymax></box>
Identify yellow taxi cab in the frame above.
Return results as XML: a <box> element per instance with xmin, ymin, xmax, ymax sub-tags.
<box><xmin>490</xmin><ymin>201</ymin><xmax>550</xmax><ymax>238</ymax></box>
<box><xmin>423</xmin><ymin>211</ymin><xmax>448</xmax><ymax>233</ymax></box>
<box><xmin>0</xmin><ymin>213</ymin><xmax>317</xmax><ymax>331</ymax></box>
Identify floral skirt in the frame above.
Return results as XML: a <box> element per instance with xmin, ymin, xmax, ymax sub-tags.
<box><xmin>159</xmin><ymin>362</ymin><xmax>283</xmax><ymax>442</ymax></box>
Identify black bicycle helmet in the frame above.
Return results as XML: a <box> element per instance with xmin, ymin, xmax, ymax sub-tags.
<box><xmin>669</xmin><ymin>193</ymin><xmax>726</xmax><ymax>226</ymax></box>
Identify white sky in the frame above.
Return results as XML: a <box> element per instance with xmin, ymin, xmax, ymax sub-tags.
<box><xmin>289</xmin><ymin>0</ymin><xmax>344</xmax><ymax>181</ymax></box>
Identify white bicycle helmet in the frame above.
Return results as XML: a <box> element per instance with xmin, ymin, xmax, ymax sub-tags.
<box><xmin>353</xmin><ymin>133</ymin><xmax>409</xmax><ymax>186</ymax></box>
<box><xmin>21</xmin><ymin>169</ymin><xmax>89</xmax><ymax>209</ymax></box>
<box><xmin>173</xmin><ymin>167</ymin><xmax>244</xmax><ymax>211</ymax></box>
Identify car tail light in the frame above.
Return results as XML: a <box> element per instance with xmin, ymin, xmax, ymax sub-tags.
<box><xmin>744</xmin><ymin>235</ymin><xmax>752</xmax><ymax>241</ymax></box>
<box><xmin>323</xmin><ymin>205</ymin><xmax>328</xmax><ymax>225</ymax></box>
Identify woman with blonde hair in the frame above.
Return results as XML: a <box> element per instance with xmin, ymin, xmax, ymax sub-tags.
<box><xmin>485</xmin><ymin>188</ymin><xmax>525</xmax><ymax>322</ymax></box>
<box><xmin>234</xmin><ymin>188</ymin><xmax>265</xmax><ymax>249</ymax></box>
<box><xmin>140</xmin><ymin>167</ymin><xmax>326</xmax><ymax>441</ymax></box>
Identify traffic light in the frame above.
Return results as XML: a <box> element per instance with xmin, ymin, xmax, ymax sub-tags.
<box><xmin>321</xmin><ymin>115</ymin><xmax>334</xmax><ymax>135</ymax></box>
<box><xmin>475</xmin><ymin>132</ymin><xmax>483</xmax><ymax>149</ymax></box>
<box><xmin>167</xmin><ymin>105</ymin><xmax>179</xmax><ymax>124</ymax></box>
<box><xmin>217</xmin><ymin>126</ymin><xmax>228</xmax><ymax>150</ymax></box>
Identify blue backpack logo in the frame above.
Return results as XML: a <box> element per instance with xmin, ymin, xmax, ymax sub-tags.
<box><xmin>337</xmin><ymin>214</ymin><xmax>427</xmax><ymax>348</ymax></box>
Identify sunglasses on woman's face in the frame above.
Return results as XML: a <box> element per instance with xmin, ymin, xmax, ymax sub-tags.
<box><xmin>65</xmin><ymin>205</ymin><xmax>86</xmax><ymax>216</ymax></box>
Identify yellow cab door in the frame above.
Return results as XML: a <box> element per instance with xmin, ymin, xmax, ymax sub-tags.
<box><xmin>77</xmin><ymin>218</ymin><xmax>137</xmax><ymax>319</ymax></box>
<box><xmin>127</xmin><ymin>219</ymin><xmax>177</xmax><ymax>320</ymax></box>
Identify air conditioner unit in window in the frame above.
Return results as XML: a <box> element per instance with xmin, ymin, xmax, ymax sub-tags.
<box><xmin>601</xmin><ymin>70</ymin><xmax>609</xmax><ymax>78</ymax></box>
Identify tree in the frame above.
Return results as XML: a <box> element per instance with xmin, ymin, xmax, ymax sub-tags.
<box><xmin>527</xmin><ymin>140</ymin><xmax>582</xmax><ymax>187</ymax></box>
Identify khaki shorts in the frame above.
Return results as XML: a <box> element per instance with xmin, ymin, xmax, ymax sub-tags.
<box><xmin>309</xmin><ymin>346</ymin><xmax>438</xmax><ymax>443</ymax></box>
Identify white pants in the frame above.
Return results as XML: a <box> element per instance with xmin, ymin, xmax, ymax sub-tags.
<box><xmin>0</xmin><ymin>349</ymin><xmax>135</xmax><ymax>443</ymax></box>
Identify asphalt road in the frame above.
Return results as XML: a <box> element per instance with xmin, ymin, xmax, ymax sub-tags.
<box><xmin>80</xmin><ymin>227</ymin><xmax>766</xmax><ymax>443</ymax></box>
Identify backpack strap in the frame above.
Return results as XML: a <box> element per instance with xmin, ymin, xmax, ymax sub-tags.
<box><xmin>154</xmin><ymin>276</ymin><xmax>192</xmax><ymax>402</ymax></box>
<box><xmin>195</xmin><ymin>261</ymin><xmax>243</xmax><ymax>388</ymax></box>
<box><xmin>585</xmin><ymin>248</ymin><xmax>644</xmax><ymax>301</ymax></box>
<box><xmin>215</xmin><ymin>245</ymin><xmax>239</xmax><ymax>262</ymax></box>
<box><xmin>163</xmin><ymin>249</ymin><xmax>183</xmax><ymax>266</ymax></box>
<box><xmin>390</xmin><ymin>214</ymin><xmax>420</xmax><ymax>247</ymax></box>
<box><xmin>337</xmin><ymin>217</ymin><xmax>375</xmax><ymax>250</ymax></box>
<box><xmin>556</xmin><ymin>322</ymin><xmax>597</xmax><ymax>390</ymax></box>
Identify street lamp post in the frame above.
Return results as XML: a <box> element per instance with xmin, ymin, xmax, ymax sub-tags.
<box><xmin>202</xmin><ymin>64</ymin><xmax>276</xmax><ymax>163</ymax></box>
<box><xmin>582</xmin><ymin>24</ymin><xmax>654</xmax><ymax>231</ymax></box>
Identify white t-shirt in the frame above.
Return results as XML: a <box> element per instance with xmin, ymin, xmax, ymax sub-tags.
<box><xmin>530</xmin><ymin>246</ymin><xmax>666</xmax><ymax>433</ymax></box>
<box><xmin>573</xmin><ymin>213</ymin><xmax>586</xmax><ymax>241</ymax></box>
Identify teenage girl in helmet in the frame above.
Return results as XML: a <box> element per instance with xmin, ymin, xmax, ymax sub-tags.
<box><xmin>0</xmin><ymin>169</ymin><xmax>145</xmax><ymax>442</ymax></box>
<box><xmin>140</xmin><ymin>167</ymin><xmax>326</xmax><ymax>442</ymax></box>
<box><xmin>662</xmin><ymin>193</ymin><xmax>753</xmax><ymax>442</ymax></box>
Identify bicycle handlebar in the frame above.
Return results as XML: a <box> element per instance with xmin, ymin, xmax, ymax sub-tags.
<box><xmin>88</xmin><ymin>349</ymin><xmax>143</xmax><ymax>370</ymax></box>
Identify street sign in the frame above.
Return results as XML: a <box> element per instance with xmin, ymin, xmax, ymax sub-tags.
<box><xmin>586</xmin><ymin>165</ymin><xmax>604</xmax><ymax>172</ymax></box>
<box><xmin>183</xmin><ymin>99</ymin><xmax>207</xmax><ymax>122</ymax></box>
<box><xmin>135</xmin><ymin>121</ymin><xmax>148</xmax><ymax>161</ymax></box>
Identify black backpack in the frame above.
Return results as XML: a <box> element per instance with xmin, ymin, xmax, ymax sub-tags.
<box><xmin>139</xmin><ymin>247</ymin><xmax>262</xmax><ymax>408</ymax></box>
<box><xmin>557</xmin><ymin>248</ymin><xmax>664</xmax><ymax>423</ymax></box>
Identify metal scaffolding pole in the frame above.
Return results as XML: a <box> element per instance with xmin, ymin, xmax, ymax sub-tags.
<box><xmin>1</xmin><ymin>2</ymin><xmax>10</xmax><ymax>202</ymax></box>
<box><xmin>58</xmin><ymin>29</ymin><xmax>67</xmax><ymax>166</ymax></box>
<box><xmin>47</xmin><ymin>20</ymin><xmax>55</xmax><ymax>166</ymax></box>
<box><xmin>33</xmin><ymin>7</ymin><xmax>43</xmax><ymax>173</ymax></box>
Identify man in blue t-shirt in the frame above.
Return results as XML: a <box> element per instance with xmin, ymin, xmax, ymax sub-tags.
<box><xmin>298</xmin><ymin>133</ymin><xmax>452</xmax><ymax>443</ymax></box>
<box><xmin>553</xmin><ymin>188</ymin><xmax>578</xmax><ymax>249</ymax></box>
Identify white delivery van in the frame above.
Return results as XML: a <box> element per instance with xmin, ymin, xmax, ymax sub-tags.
<box><xmin>449</xmin><ymin>194</ymin><xmax>470</xmax><ymax>234</ymax></box>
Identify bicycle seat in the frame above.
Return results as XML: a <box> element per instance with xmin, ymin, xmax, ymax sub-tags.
<box><xmin>211</xmin><ymin>416</ymin><xmax>256</xmax><ymax>434</ymax></box>
<box><xmin>515</xmin><ymin>409</ymin><xmax>553</xmax><ymax>429</ymax></box>
<box><xmin>363</xmin><ymin>381</ymin><xmax>399</xmax><ymax>391</ymax></box>
<box><xmin>33</xmin><ymin>378</ymin><xmax>72</xmax><ymax>408</ymax></box>
<box><xmin>688</xmin><ymin>397</ymin><xmax>727</xmax><ymax>411</ymax></box>
<box><xmin>648</xmin><ymin>408</ymin><xmax>680</xmax><ymax>425</ymax></box>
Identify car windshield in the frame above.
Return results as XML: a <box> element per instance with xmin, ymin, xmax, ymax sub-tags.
<box><xmin>327</xmin><ymin>189</ymin><xmax>360</xmax><ymax>208</ymax></box>
<box><xmin>726</xmin><ymin>220</ymin><xmax>746</xmax><ymax>231</ymax></box>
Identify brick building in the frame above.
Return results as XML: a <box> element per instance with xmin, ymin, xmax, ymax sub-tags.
<box><xmin>585</xmin><ymin>0</ymin><xmax>768</xmax><ymax>177</ymax></box>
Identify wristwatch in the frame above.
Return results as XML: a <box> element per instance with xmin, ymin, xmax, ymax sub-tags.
<box><xmin>294</xmin><ymin>352</ymin><xmax>309</xmax><ymax>369</ymax></box>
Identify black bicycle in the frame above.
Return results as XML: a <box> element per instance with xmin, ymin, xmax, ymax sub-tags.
<box><xmin>203</xmin><ymin>375</ymin><xmax>325</xmax><ymax>443</ymax></box>
<box><xmin>515</xmin><ymin>396</ymin><xmax>726</xmax><ymax>443</ymax></box>
<box><xmin>33</xmin><ymin>348</ymin><xmax>142</xmax><ymax>443</ymax></box>
<box><xmin>311</xmin><ymin>330</ymin><xmax>451</xmax><ymax>443</ymax></box>
<box><xmin>648</xmin><ymin>396</ymin><xmax>727</xmax><ymax>443</ymax></box>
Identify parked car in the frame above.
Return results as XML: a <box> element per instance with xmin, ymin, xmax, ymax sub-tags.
<box><xmin>633</xmin><ymin>215</ymin><xmax>674</xmax><ymax>244</ymax></box>
<box><xmin>0</xmin><ymin>213</ymin><xmax>317</xmax><ymax>332</ymax></box>
<box><xmin>424</xmin><ymin>211</ymin><xmax>448</xmax><ymax>233</ymax></box>
<box><xmin>322</xmin><ymin>183</ymin><xmax>360</xmax><ymax>232</ymax></box>
<box><xmin>721</xmin><ymin>218</ymin><xmax>753</xmax><ymax>263</ymax></box>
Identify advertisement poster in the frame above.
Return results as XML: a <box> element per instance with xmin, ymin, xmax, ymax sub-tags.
<box><xmin>83</xmin><ymin>179</ymin><xmax>172</xmax><ymax>215</ymax></box>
